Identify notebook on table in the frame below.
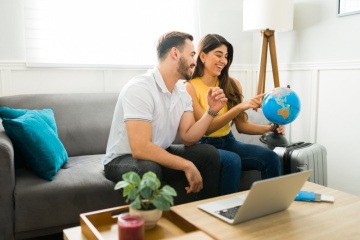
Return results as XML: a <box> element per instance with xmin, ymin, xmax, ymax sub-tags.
<box><xmin>197</xmin><ymin>170</ymin><xmax>312</xmax><ymax>224</ymax></box>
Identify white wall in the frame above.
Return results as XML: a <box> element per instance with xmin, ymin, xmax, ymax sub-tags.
<box><xmin>0</xmin><ymin>0</ymin><xmax>25</xmax><ymax>61</ymax></box>
<box><xmin>1</xmin><ymin>0</ymin><xmax>360</xmax><ymax>195</ymax></box>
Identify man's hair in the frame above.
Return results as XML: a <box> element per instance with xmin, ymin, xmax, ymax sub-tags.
<box><xmin>156</xmin><ymin>31</ymin><xmax>193</xmax><ymax>61</ymax></box>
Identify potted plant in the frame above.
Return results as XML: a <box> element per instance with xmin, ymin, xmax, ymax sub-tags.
<box><xmin>114</xmin><ymin>171</ymin><xmax>177</xmax><ymax>229</ymax></box>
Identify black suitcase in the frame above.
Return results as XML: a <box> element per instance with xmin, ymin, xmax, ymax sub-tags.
<box><xmin>273</xmin><ymin>142</ymin><xmax>327</xmax><ymax>186</ymax></box>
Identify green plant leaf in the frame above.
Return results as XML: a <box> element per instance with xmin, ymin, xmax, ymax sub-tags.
<box><xmin>154</xmin><ymin>177</ymin><xmax>161</xmax><ymax>189</ymax></box>
<box><xmin>122</xmin><ymin>171</ymin><xmax>141</xmax><ymax>185</ymax></box>
<box><xmin>161</xmin><ymin>185</ymin><xmax>177</xmax><ymax>196</ymax></box>
<box><xmin>141</xmin><ymin>172</ymin><xmax>160</xmax><ymax>191</ymax></box>
<box><xmin>141</xmin><ymin>178</ymin><xmax>157</xmax><ymax>191</ymax></box>
<box><xmin>114</xmin><ymin>181</ymin><xmax>129</xmax><ymax>190</ymax></box>
<box><xmin>159</xmin><ymin>192</ymin><xmax>174</xmax><ymax>205</ymax></box>
<box><xmin>130</xmin><ymin>196</ymin><xmax>142</xmax><ymax>210</ymax></box>
<box><xmin>127</xmin><ymin>188</ymin><xmax>138</xmax><ymax>201</ymax></box>
<box><xmin>143</xmin><ymin>171</ymin><xmax>157</xmax><ymax>180</ymax></box>
<box><xmin>140</xmin><ymin>186</ymin><xmax>153</xmax><ymax>199</ymax></box>
<box><xmin>122</xmin><ymin>185</ymin><xmax>132</xmax><ymax>198</ymax></box>
<box><xmin>152</xmin><ymin>195</ymin><xmax>171</xmax><ymax>211</ymax></box>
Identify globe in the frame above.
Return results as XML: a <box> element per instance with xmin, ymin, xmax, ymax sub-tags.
<box><xmin>262</xmin><ymin>87</ymin><xmax>301</xmax><ymax>125</ymax></box>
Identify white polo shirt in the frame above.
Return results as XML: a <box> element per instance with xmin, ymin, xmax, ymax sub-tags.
<box><xmin>102</xmin><ymin>67</ymin><xmax>193</xmax><ymax>165</ymax></box>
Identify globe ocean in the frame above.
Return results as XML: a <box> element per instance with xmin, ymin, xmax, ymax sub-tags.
<box><xmin>262</xmin><ymin>87</ymin><xmax>301</xmax><ymax>125</ymax></box>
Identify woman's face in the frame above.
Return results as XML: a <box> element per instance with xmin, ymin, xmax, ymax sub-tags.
<box><xmin>201</xmin><ymin>44</ymin><xmax>228</xmax><ymax>77</ymax></box>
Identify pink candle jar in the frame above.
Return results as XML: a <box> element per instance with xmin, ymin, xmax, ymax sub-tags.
<box><xmin>118</xmin><ymin>212</ymin><xmax>144</xmax><ymax>240</ymax></box>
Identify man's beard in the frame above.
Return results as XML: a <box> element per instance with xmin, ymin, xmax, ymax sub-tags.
<box><xmin>177</xmin><ymin>57</ymin><xmax>193</xmax><ymax>80</ymax></box>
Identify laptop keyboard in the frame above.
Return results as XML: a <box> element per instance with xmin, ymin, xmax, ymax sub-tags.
<box><xmin>217</xmin><ymin>205</ymin><xmax>241</xmax><ymax>220</ymax></box>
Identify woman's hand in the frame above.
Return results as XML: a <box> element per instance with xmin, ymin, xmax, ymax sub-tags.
<box><xmin>238</xmin><ymin>93</ymin><xmax>266</xmax><ymax>112</ymax></box>
<box><xmin>269</xmin><ymin>124</ymin><xmax>285</xmax><ymax>135</ymax></box>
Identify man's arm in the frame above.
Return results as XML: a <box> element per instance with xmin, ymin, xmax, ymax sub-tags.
<box><xmin>178</xmin><ymin>87</ymin><xmax>227</xmax><ymax>146</ymax></box>
<box><xmin>177</xmin><ymin>111</ymin><xmax>214</xmax><ymax>146</ymax></box>
<box><xmin>126</xmin><ymin>120</ymin><xmax>203</xmax><ymax>194</ymax></box>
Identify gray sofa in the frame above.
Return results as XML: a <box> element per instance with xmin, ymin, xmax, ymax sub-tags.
<box><xmin>0</xmin><ymin>93</ymin><xmax>267</xmax><ymax>239</ymax></box>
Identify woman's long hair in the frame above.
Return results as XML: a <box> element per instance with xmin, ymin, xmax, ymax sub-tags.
<box><xmin>192</xmin><ymin>34</ymin><xmax>247</xmax><ymax>122</ymax></box>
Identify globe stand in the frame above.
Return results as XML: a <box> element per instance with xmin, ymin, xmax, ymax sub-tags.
<box><xmin>260</xmin><ymin>124</ymin><xmax>289</xmax><ymax>149</ymax></box>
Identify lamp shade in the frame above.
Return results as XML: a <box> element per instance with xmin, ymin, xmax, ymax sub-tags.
<box><xmin>243</xmin><ymin>0</ymin><xmax>294</xmax><ymax>32</ymax></box>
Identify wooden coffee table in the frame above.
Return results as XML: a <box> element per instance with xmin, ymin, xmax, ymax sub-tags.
<box><xmin>63</xmin><ymin>205</ymin><xmax>214</xmax><ymax>240</ymax></box>
<box><xmin>172</xmin><ymin>181</ymin><xmax>360</xmax><ymax>239</ymax></box>
<box><xmin>64</xmin><ymin>181</ymin><xmax>360</xmax><ymax>239</ymax></box>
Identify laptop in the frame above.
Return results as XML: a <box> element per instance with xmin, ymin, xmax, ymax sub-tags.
<box><xmin>197</xmin><ymin>170</ymin><xmax>312</xmax><ymax>224</ymax></box>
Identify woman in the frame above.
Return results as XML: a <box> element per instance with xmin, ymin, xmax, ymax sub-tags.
<box><xmin>186</xmin><ymin>34</ymin><xmax>282</xmax><ymax>195</ymax></box>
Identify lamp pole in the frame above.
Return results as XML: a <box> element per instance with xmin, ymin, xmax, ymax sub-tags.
<box><xmin>257</xmin><ymin>29</ymin><xmax>280</xmax><ymax>95</ymax></box>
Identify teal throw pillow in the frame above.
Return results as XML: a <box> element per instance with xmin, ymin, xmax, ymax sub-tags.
<box><xmin>0</xmin><ymin>107</ymin><xmax>27</xmax><ymax>118</ymax></box>
<box><xmin>0</xmin><ymin>107</ymin><xmax>58</xmax><ymax>134</ymax></box>
<box><xmin>0</xmin><ymin>107</ymin><xmax>59</xmax><ymax>169</ymax></box>
<box><xmin>2</xmin><ymin>111</ymin><xmax>68</xmax><ymax>181</ymax></box>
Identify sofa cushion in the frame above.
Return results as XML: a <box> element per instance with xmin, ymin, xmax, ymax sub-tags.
<box><xmin>2</xmin><ymin>111</ymin><xmax>67</xmax><ymax>180</ymax></box>
<box><xmin>14</xmin><ymin>154</ymin><xmax>124</xmax><ymax>233</ymax></box>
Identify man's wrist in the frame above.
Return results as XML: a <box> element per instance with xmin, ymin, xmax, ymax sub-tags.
<box><xmin>207</xmin><ymin>107</ymin><xmax>219</xmax><ymax>117</ymax></box>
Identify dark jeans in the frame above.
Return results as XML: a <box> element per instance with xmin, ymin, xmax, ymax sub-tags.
<box><xmin>200</xmin><ymin>131</ymin><xmax>282</xmax><ymax>195</ymax></box>
<box><xmin>104</xmin><ymin>144</ymin><xmax>221</xmax><ymax>205</ymax></box>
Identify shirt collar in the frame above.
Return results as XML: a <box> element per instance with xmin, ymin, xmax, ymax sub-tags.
<box><xmin>152</xmin><ymin>66</ymin><xmax>180</xmax><ymax>94</ymax></box>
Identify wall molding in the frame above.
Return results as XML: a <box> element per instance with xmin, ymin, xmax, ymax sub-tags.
<box><xmin>0</xmin><ymin>62</ymin><xmax>26</xmax><ymax>70</ymax></box>
<box><xmin>231</xmin><ymin>60</ymin><xmax>360</xmax><ymax>72</ymax></box>
<box><xmin>2</xmin><ymin>60</ymin><xmax>360</xmax><ymax>72</ymax></box>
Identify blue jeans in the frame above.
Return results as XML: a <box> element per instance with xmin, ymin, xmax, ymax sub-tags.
<box><xmin>199</xmin><ymin>131</ymin><xmax>281</xmax><ymax>195</ymax></box>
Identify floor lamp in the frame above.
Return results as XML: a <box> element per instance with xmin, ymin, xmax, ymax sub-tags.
<box><xmin>243</xmin><ymin>0</ymin><xmax>294</xmax><ymax>148</ymax></box>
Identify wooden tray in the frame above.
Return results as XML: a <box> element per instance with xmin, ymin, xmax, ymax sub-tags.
<box><xmin>80</xmin><ymin>205</ymin><xmax>212</xmax><ymax>240</ymax></box>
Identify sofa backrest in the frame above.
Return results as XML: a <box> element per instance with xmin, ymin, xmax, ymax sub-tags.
<box><xmin>232</xmin><ymin>109</ymin><xmax>270</xmax><ymax>148</ymax></box>
<box><xmin>0</xmin><ymin>93</ymin><xmax>119</xmax><ymax>157</ymax></box>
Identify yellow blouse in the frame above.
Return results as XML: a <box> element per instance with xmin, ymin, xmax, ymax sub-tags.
<box><xmin>189</xmin><ymin>77</ymin><xmax>230</xmax><ymax>137</ymax></box>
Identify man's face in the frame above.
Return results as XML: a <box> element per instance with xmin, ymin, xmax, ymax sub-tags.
<box><xmin>177</xmin><ymin>39</ymin><xmax>196</xmax><ymax>80</ymax></box>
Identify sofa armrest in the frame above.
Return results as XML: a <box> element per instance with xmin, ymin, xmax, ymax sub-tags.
<box><xmin>0</xmin><ymin>124</ymin><xmax>15</xmax><ymax>239</ymax></box>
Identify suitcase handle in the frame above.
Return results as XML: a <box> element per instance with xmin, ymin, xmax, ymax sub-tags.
<box><xmin>288</xmin><ymin>141</ymin><xmax>305</xmax><ymax>147</ymax></box>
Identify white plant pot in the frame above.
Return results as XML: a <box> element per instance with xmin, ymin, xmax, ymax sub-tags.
<box><xmin>129</xmin><ymin>207</ymin><xmax>162</xmax><ymax>229</ymax></box>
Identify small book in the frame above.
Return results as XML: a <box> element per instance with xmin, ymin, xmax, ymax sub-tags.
<box><xmin>295</xmin><ymin>191</ymin><xmax>335</xmax><ymax>203</ymax></box>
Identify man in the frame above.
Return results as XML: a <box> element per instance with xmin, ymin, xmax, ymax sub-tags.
<box><xmin>103</xmin><ymin>31</ymin><xmax>227</xmax><ymax>204</ymax></box>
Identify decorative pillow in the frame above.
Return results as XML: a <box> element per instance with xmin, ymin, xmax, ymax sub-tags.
<box><xmin>2</xmin><ymin>111</ymin><xmax>68</xmax><ymax>181</ymax></box>
<box><xmin>0</xmin><ymin>107</ymin><xmax>59</xmax><ymax>169</ymax></box>
<box><xmin>0</xmin><ymin>107</ymin><xmax>58</xmax><ymax>134</ymax></box>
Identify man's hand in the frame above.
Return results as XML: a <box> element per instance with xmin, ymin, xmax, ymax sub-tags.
<box><xmin>183</xmin><ymin>161</ymin><xmax>203</xmax><ymax>194</ymax></box>
<box><xmin>207</xmin><ymin>87</ymin><xmax>227</xmax><ymax>113</ymax></box>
